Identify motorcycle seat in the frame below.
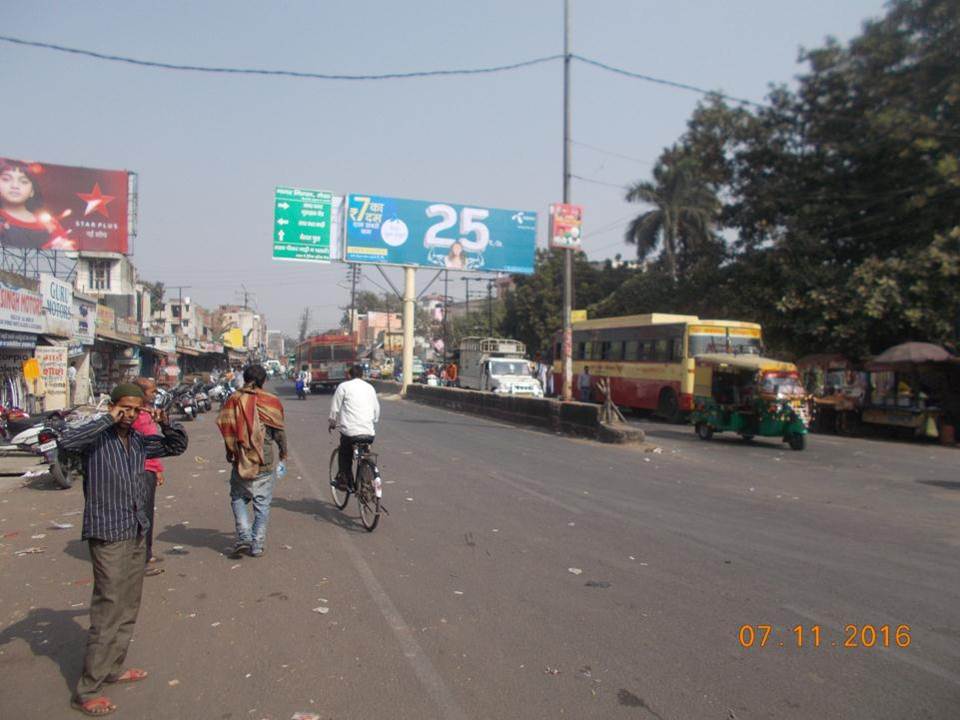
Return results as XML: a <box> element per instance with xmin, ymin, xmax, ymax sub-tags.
<box><xmin>6</xmin><ymin>411</ymin><xmax>64</xmax><ymax>435</ymax></box>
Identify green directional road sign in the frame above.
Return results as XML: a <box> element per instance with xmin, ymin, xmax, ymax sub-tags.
<box><xmin>273</xmin><ymin>186</ymin><xmax>335</xmax><ymax>263</ymax></box>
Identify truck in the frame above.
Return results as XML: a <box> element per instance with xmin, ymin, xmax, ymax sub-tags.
<box><xmin>458</xmin><ymin>337</ymin><xmax>543</xmax><ymax>397</ymax></box>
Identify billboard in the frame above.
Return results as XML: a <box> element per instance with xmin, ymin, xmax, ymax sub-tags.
<box><xmin>345</xmin><ymin>194</ymin><xmax>537</xmax><ymax>274</ymax></box>
<box><xmin>0</xmin><ymin>157</ymin><xmax>130</xmax><ymax>253</ymax></box>
<box><xmin>35</xmin><ymin>345</ymin><xmax>68</xmax><ymax>411</ymax></box>
<box><xmin>273</xmin><ymin>187</ymin><xmax>340</xmax><ymax>263</ymax></box>
<box><xmin>549</xmin><ymin>203</ymin><xmax>583</xmax><ymax>250</ymax></box>
<box><xmin>0</xmin><ymin>281</ymin><xmax>43</xmax><ymax>334</ymax></box>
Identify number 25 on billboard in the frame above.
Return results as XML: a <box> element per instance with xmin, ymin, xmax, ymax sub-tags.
<box><xmin>425</xmin><ymin>205</ymin><xmax>490</xmax><ymax>252</ymax></box>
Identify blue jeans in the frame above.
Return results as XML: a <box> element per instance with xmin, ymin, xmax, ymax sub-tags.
<box><xmin>229</xmin><ymin>467</ymin><xmax>276</xmax><ymax>551</ymax></box>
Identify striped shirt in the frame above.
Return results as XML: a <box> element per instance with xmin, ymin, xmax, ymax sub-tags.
<box><xmin>60</xmin><ymin>415</ymin><xmax>189</xmax><ymax>542</ymax></box>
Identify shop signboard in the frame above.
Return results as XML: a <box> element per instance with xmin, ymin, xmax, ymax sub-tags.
<box><xmin>344</xmin><ymin>194</ymin><xmax>537</xmax><ymax>274</ymax></box>
<box><xmin>151</xmin><ymin>336</ymin><xmax>177</xmax><ymax>353</ymax></box>
<box><xmin>0</xmin><ymin>157</ymin><xmax>131</xmax><ymax>253</ymax></box>
<box><xmin>548</xmin><ymin>203</ymin><xmax>583</xmax><ymax>250</ymax></box>
<box><xmin>272</xmin><ymin>187</ymin><xmax>340</xmax><ymax>263</ymax></box>
<box><xmin>115</xmin><ymin>317</ymin><xmax>140</xmax><ymax>337</ymax></box>
<box><xmin>96</xmin><ymin>304</ymin><xmax>116</xmax><ymax>333</ymax></box>
<box><xmin>35</xmin><ymin>345</ymin><xmax>68</xmax><ymax>410</ymax></box>
<box><xmin>198</xmin><ymin>340</ymin><xmax>224</xmax><ymax>354</ymax></box>
<box><xmin>0</xmin><ymin>282</ymin><xmax>43</xmax><ymax>334</ymax></box>
<box><xmin>0</xmin><ymin>330</ymin><xmax>37</xmax><ymax>350</ymax></box>
<box><xmin>39</xmin><ymin>273</ymin><xmax>74</xmax><ymax>337</ymax></box>
<box><xmin>73</xmin><ymin>296</ymin><xmax>97</xmax><ymax>345</ymax></box>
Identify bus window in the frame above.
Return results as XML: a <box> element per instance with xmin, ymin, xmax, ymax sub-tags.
<box><xmin>576</xmin><ymin>342</ymin><xmax>586</xmax><ymax>360</ymax></box>
<box><xmin>598</xmin><ymin>342</ymin><xmax>610</xmax><ymax>360</ymax></box>
<box><xmin>625</xmin><ymin>340</ymin><xmax>639</xmax><ymax>361</ymax></box>
<box><xmin>672</xmin><ymin>337</ymin><xmax>683</xmax><ymax>360</ymax></box>
<box><xmin>608</xmin><ymin>342</ymin><xmax>624</xmax><ymax>361</ymax></box>
<box><xmin>592</xmin><ymin>343</ymin><xmax>604</xmax><ymax>361</ymax></box>
<box><xmin>310</xmin><ymin>346</ymin><xmax>329</xmax><ymax>363</ymax></box>
<box><xmin>654</xmin><ymin>339</ymin><xmax>669</xmax><ymax>362</ymax></box>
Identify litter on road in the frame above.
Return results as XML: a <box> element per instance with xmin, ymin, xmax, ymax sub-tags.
<box><xmin>568</xmin><ymin>568</ymin><xmax>582</xmax><ymax>576</ymax></box>
<box><xmin>15</xmin><ymin>546</ymin><xmax>45</xmax><ymax>556</ymax></box>
<box><xmin>50</xmin><ymin>522</ymin><xmax>73</xmax><ymax>529</ymax></box>
<box><xmin>312</xmin><ymin>606</ymin><xmax>330</xmax><ymax>614</ymax></box>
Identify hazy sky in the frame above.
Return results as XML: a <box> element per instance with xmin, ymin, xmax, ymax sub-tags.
<box><xmin>2</xmin><ymin>0</ymin><xmax>885</xmax><ymax>335</ymax></box>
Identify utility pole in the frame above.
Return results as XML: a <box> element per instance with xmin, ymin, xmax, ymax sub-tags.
<box><xmin>486</xmin><ymin>278</ymin><xmax>495</xmax><ymax>337</ymax></box>
<box><xmin>443</xmin><ymin>270</ymin><xmax>449</xmax><ymax>365</ymax></box>
<box><xmin>347</xmin><ymin>264</ymin><xmax>360</xmax><ymax>336</ymax></box>
<box><xmin>462</xmin><ymin>277</ymin><xmax>472</xmax><ymax>316</ymax></box>
<box><xmin>561</xmin><ymin>0</ymin><xmax>574</xmax><ymax>401</ymax></box>
<box><xmin>239</xmin><ymin>284</ymin><xmax>254</xmax><ymax>310</ymax></box>
<box><xmin>166</xmin><ymin>286</ymin><xmax>191</xmax><ymax>337</ymax></box>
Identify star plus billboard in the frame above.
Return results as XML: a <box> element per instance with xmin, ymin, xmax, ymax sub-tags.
<box><xmin>0</xmin><ymin>157</ymin><xmax>132</xmax><ymax>253</ymax></box>
<box><xmin>345</xmin><ymin>193</ymin><xmax>537</xmax><ymax>274</ymax></box>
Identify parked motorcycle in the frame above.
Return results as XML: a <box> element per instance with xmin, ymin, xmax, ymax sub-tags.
<box><xmin>1</xmin><ymin>407</ymin><xmax>74</xmax><ymax>489</ymax></box>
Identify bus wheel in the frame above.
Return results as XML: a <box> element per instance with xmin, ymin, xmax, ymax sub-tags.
<box><xmin>657</xmin><ymin>388</ymin><xmax>681</xmax><ymax>423</ymax></box>
<box><xmin>696</xmin><ymin>423</ymin><xmax>713</xmax><ymax>441</ymax></box>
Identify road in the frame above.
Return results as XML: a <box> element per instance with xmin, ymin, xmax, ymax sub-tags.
<box><xmin>1</xmin><ymin>382</ymin><xmax>958</xmax><ymax>719</ymax></box>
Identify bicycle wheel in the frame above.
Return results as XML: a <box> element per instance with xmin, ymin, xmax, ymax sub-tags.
<box><xmin>356</xmin><ymin>461</ymin><xmax>381</xmax><ymax>532</ymax></box>
<box><xmin>329</xmin><ymin>448</ymin><xmax>349</xmax><ymax>509</ymax></box>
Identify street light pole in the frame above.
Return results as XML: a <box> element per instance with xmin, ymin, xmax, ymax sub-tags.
<box><xmin>561</xmin><ymin>0</ymin><xmax>574</xmax><ymax>401</ymax></box>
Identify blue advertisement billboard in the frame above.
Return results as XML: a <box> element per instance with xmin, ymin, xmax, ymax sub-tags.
<box><xmin>344</xmin><ymin>194</ymin><xmax>537</xmax><ymax>274</ymax></box>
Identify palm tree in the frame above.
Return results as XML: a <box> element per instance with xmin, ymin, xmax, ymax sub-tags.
<box><xmin>624</xmin><ymin>156</ymin><xmax>718</xmax><ymax>279</ymax></box>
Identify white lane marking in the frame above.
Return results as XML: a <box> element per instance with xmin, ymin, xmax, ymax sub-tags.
<box><xmin>783</xmin><ymin>604</ymin><xmax>960</xmax><ymax>688</ymax></box>
<box><xmin>288</xmin><ymin>445</ymin><xmax>468</xmax><ymax>720</ymax></box>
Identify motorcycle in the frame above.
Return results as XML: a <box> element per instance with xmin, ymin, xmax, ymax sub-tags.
<box><xmin>0</xmin><ymin>407</ymin><xmax>73</xmax><ymax>489</ymax></box>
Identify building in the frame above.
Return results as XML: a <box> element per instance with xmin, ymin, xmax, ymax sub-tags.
<box><xmin>74</xmin><ymin>252</ymin><xmax>152</xmax><ymax>330</ymax></box>
<box><xmin>266</xmin><ymin>330</ymin><xmax>285</xmax><ymax>359</ymax></box>
<box><xmin>216</xmin><ymin>305</ymin><xmax>266</xmax><ymax>355</ymax></box>
<box><xmin>356</xmin><ymin>310</ymin><xmax>402</xmax><ymax>350</ymax></box>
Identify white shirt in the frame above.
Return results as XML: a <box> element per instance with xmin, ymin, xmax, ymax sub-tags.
<box><xmin>329</xmin><ymin>378</ymin><xmax>380</xmax><ymax>437</ymax></box>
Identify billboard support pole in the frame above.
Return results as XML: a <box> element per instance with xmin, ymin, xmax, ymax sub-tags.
<box><xmin>561</xmin><ymin>0</ymin><xmax>574</xmax><ymax>401</ymax></box>
<box><xmin>401</xmin><ymin>266</ymin><xmax>415</xmax><ymax>394</ymax></box>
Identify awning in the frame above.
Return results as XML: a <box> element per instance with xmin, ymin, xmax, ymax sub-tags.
<box><xmin>177</xmin><ymin>345</ymin><xmax>201</xmax><ymax>357</ymax></box>
<box><xmin>95</xmin><ymin>328</ymin><xmax>142</xmax><ymax>348</ymax></box>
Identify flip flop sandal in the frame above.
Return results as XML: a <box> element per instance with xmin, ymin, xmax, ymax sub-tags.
<box><xmin>144</xmin><ymin>566</ymin><xmax>165</xmax><ymax>577</ymax></box>
<box><xmin>148</xmin><ymin>556</ymin><xmax>165</xmax><ymax>564</ymax></box>
<box><xmin>106</xmin><ymin>668</ymin><xmax>148</xmax><ymax>684</ymax></box>
<box><xmin>71</xmin><ymin>696</ymin><xmax>117</xmax><ymax>716</ymax></box>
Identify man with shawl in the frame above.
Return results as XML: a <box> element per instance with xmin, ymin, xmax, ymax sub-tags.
<box><xmin>216</xmin><ymin>364</ymin><xmax>286</xmax><ymax>557</ymax></box>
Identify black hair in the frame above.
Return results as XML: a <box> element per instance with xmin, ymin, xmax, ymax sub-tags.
<box><xmin>0</xmin><ymin>160</ymin><xmax>43</xmax><ymax>212</ymax></box>
<box><xmin>349</xmin><ymin>364</ymin><xmax>364</xmax><ymax>379</ymax></box>
<box><xmin>244</xmin><ymin>364</ymin><xmax>268</xmax><ymax>388</ymax></box>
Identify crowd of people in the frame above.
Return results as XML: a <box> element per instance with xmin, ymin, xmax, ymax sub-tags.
<box><xmin>60</xmin><ymin>362</ymin><xmax>350</xmax><ymax>716</ymax></box>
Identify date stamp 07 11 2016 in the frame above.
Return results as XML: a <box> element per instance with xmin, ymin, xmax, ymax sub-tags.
<box><xmin>738</xmin><ymin>624</ymin><xmax>911</xmax><ymax>649</ymax></box>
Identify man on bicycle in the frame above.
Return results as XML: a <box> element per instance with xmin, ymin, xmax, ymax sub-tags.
<box><xmin>328</xmin><ymin>365</ymin><xmax>380</xmax><ymax>491</ymax></box>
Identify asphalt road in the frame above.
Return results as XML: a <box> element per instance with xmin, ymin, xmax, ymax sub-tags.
<box><xmin>1</xmin><ymin>382</ymin><xmax>958</xmax><ymax>719</ymax></box>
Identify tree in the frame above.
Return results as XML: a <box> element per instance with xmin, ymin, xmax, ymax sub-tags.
<box><xmin>142</xmin><ymin>280</ymin><xmax>165</xmax><ymax>310</ymax></box>
<box><xmin>623</xmin><ymin>153</ymin><xmax>721</xmax><ymax>279</ymax></box>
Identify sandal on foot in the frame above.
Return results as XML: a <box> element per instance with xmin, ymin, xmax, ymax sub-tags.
<box><xmin>71</xmin><ymin>696</ymin><xmax>117</xmax><ymax>716</ymax></box>
<box><xmin>144</xmin><ymin>566</ymin><xmax>165</xmax><ymax>577</ymax></box>
<box><xmin>147</xmin><ymin>556</ymin><xmax>164</xmax><ymax>564</ymax></box>
<box><xmin>105</xmin><ymin>668</ymin><xmax>148</xmax><ymax>684</ymax></box>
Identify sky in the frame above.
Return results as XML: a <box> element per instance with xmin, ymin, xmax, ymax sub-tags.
<box><xmin>2</xmin><ymin>0</ymin><xmax>887</xmax><ymax>335</ymax></box>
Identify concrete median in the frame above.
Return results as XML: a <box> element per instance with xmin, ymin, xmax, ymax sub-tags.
<box><xmin>379</xmin><ymin>383</ymin><xmax>643</xmax><ymax>444</ymax></box>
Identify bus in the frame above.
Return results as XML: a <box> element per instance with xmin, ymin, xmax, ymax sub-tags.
<box><xmin>295</xmin><ymin>333</ymin><xmax>358</xmax><ymax>392</ymax></box>
<box><xmin>552</xmin><ymin>314</ymin><xmax>763</xmax><ymax>420</ymax></box>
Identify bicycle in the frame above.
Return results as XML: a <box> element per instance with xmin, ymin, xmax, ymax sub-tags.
<box><xmin>329</xmin><ymin>440</ymin><xmax>384</xmax><ymax>531</ymax></box>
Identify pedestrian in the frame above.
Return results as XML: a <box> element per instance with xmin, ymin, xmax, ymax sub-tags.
<box><xmin>579</xmin><ymin>365</ymin><xmax>593</xmax><ymax>402</ymax></box>
<box><xmin>61</xmin><ymin>383</ymin><xmax>188</xmax><ymax>717</ymax></box>
<box><xmin>68</xmin><ymin>361</ymin><xmax>78</xmax><ymax>406</ymax></box>
<box><xmin>216</xmin><ymin>364</ymin><xmax>286</xmax><ymax>558</ymax></box>
<box><xmin>132</xmin><ymin>377</ymin><xmax>166</xmax><ymax>577</ymax></box>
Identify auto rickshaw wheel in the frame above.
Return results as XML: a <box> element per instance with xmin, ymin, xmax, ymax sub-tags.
<box><xmin>741</xmin><ymin>435</ymin><xmax>754</xmax><ymax>442</ymax></box>
<box><xmin>696</xmin><ymin>423</ymin><xmax>713</xmax><ymax>441</ymax></box>
<box><xmin>788</xmin><ymin>433</ymin><xmax>806</xmax><ymax>451</ymax></box>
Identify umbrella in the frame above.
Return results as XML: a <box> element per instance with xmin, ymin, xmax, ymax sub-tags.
<box><xmin>867</xmin><ymin>342</ymin><xmax>954</xmax><ymax>369</ymax></box>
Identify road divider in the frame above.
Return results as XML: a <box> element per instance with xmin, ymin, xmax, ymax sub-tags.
<box><xmin>370</xmin><ymin>381</ymin><xmax>643</xmax><ymax>444</ymax></box>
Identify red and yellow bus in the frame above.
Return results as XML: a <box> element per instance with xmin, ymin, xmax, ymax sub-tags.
<box><xmin>295</xmin><ymin>333</ymin><xmax>358</xmax><ymax>392</ymax></box>
<box><xmin>553</xmin><ymin>314</ymin><xmax>763</xmax><ymax>420</ymax></box>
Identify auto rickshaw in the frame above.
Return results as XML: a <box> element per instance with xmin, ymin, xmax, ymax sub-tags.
<box><xmin>690</xmin><ymin>354</ymin><xmax>810</xmax><ymax>450</ymax></box>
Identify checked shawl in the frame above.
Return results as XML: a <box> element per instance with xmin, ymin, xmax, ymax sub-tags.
<box><xmin>216</xmin><ymin>387</ymin><xmax>284</xmax><ymax>479</ymax></box>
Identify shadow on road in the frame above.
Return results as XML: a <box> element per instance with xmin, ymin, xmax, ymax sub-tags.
<box><xmin>392</xmin><ymin>417</ymin><xmax>492</xmax><ymax>428</ymax></box>
<box><xmin>272</xmin><ymin>495</ymin><xmax>367</xmax><ymax>534</ymax></box>
<box><xmin>0</xmin><ymin>607</ymin><xmax>87</xmax><ymax>692</ymax></box>
<box><xmin>156</xmin><ymin>524</ymin><xmax>235</xmax><ymax>555</ymax></box>
<box><xmin>916</xmin><ymin>480</ymin><xmax>960</xmax><ymax>491</ymax></box>
<box><xmin>64</xmin><ymin>538</ymin><xmax>88</xmax><ymax>562</ymax></box>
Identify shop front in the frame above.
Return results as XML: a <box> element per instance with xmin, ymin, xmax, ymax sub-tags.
<box><xmin>0</xmin><ymin>276</ymin><xmax>44</xmax><ymax>411</ymax></box>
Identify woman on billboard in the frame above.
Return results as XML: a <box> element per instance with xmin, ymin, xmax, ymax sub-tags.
<box><xmin>0</xmin><ymin>159</ymin><xmax>76</xmax><ymax>251</ymax></box>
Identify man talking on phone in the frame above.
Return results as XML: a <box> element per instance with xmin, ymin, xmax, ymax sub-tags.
<box><xmin>60</xmin><ymin>383</ymin><xmax>188</xmax><ymax>717</ymax></box>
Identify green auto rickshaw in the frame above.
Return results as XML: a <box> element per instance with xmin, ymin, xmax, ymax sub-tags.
<box><xmin>690</xmin><ymin>354</ymin><xmax>810</xmax><ymax>450</ymax></box>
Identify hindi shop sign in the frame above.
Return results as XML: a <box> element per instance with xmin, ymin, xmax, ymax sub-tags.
<box><xmin>272</xmin><ymin>187</ymin><xmax>339</xmax><ymax>263</ymax></box>
<box><xmin>345</xmin><ymin>194</ymin><xmax>537</xmax><ymax>274</ymax></box>
<box><xmin>40</xmin><ymin>274</ymin><xmax>74</xmax><ymax>337</ymax></box>
<box><xmin>0</xmin><ymin>282</ymin><xmax>43</xmax><ymax>334</ymax></box>
<box><xmin>73</xmin><ymin>296</ymin><xmax>96</xmax><ymax>345</ymax></box>
<box><xmin>549</xmin><ymin>203</ymin><xmax>583</xmax><ymax>250</ymax></box>
<box><xmin>35</xmin><ymin>345</ymin><xmax>68</xmax><ymax>410</ymax></box>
